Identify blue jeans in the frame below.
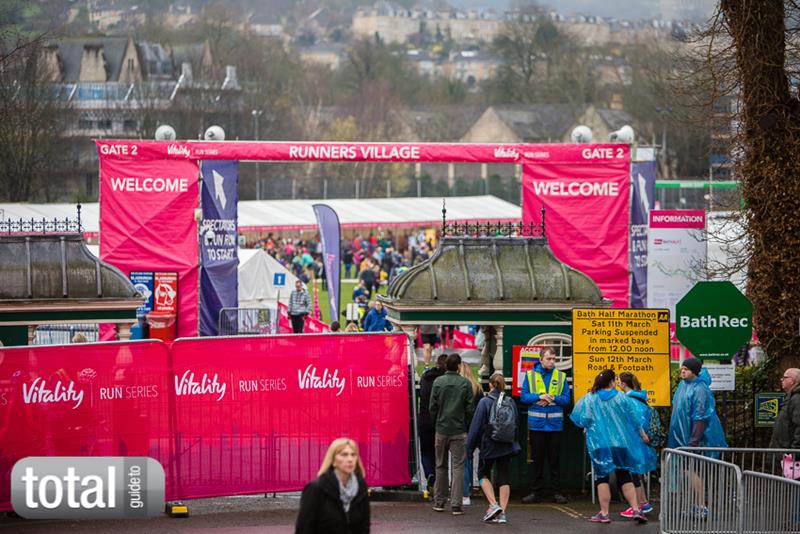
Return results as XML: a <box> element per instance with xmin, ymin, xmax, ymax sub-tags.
<box><xmin>464</xmin><ymin>456</ymin><xmax>473</xmax><ymax>497</ymax></box>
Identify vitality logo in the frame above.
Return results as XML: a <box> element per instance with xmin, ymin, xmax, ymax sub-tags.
<box><xmin>11</xmin><ymin>457</ymin><xmax>164</xmax><ymax>519</ymax></box>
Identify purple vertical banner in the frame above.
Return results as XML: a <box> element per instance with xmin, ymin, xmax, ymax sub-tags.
<box><xmin>630</xmin><ymin>160</ymin><xmax>656</xmax><ymax>308</ymax></box>
<box><xmin>312</xmin><ymin>204</ymin><xmax>341</xmax><ymax>324</ymax></box>
<box><xmin>199</xmin><ymin>160</ymin><xmax>239</xmax><ymax>336</ymax></box>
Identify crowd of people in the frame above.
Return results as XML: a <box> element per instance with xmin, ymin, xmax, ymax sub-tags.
<box><xmin>295</xmin><ymin>356</ymin><xmax>800</xmax><ymax>532</ymax></box>
<box><xmin>252</xmin><ymin>231</ymin><xmax>438</xmax><ymax>334</ymax></box>
<box><xmin>417</xmin><ymin>352</ymin><xmax>728</xmax><ymax>526</ymax></box>
<box><xmin>249</xmin><ymin>230</ymin><xmax>436</xmax><ymax>287</ymax></box>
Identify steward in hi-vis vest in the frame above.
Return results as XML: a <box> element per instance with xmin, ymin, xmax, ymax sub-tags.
<box><xmin>520</xmin><ymin>347</ymin><xmax>571</xmax><ymax>505</ymax></box>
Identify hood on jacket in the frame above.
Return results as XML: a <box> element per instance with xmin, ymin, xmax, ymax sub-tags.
<box><xmin>627</xmin><ymin>389</ymin><xmax>649</xmax><ymax>403</ymax></box>
<box><xmin>695</xmin><ymin>368</ymin><xmax>712</xmax><ymax>386</ymax></box>
<box><xmin>597</xmin><ymin>388</ymin><xmax>618</xmax><ymax>401</ymax></box>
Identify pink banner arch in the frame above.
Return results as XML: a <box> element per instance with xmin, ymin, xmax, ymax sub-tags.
<box><xmin>97</xmin><ymin>140</ymin><xmax>630</xmax><ymax>335</ymax></box>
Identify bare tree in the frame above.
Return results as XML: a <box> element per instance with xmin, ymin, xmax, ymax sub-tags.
<box><xmin>0</xmin><ymin>38</ymin><xmax>69</xmax><ymax>201</ymax></box>
<box><xmin>695</xmin><ymin>1</ymin><xmax>800</xmax><ymax>371</ymax></box>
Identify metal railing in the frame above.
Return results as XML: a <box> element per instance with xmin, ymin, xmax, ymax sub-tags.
<box><xmin>662</xmin><ymin>448</ymin><xmax>800</xmax><ymax>534</ymax></box>
<box><xmin>661</xmin><ymin>448</ymin><xmax>743</xmax><ymax>534</ymax></box>
<box><xmin>678</xmin><ymin>448</ymin><xmax>800</xmax><ymax>479</ymax></box>
<box><xmin>33</xmin><ymin>324</ymin><xmax>99</xmax><ymax>345</ymax></box>
<box><xmin>218</xmin><ymin>307</ymin><xmax>276</xmax><ymax>336</ymax></box>
<box><xmin>742</xmin><ymin>471</ymin><xmax>800</xmax><ymax>533</ymax></box>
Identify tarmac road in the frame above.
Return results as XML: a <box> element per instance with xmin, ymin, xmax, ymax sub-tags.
<box><xmin>2</xmin><ymin>493</ymin><xmax>662</xmax><ymax>533</ymax></box>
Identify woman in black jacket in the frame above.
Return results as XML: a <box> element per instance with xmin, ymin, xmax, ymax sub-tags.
<box><xmin>295</xmin><ymin>438</ymin><xmax>370</xmax><ymax>534</ymax></box>
<box><xmin>466</xmin><ymin>372</ymin><xmax>521</xmax><ymax>525</ymax></box>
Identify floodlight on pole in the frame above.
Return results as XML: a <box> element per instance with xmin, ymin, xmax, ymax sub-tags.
<box><xmin>609</xmin><ymin>125</ymin><xmax>635</xmax><ymax>144</ymax></box>
<box><xmin>154</xmin><ymin>124</ymin><xmax>176</xmax><ymax>140</ymax></box>
<box><xmin>204</xmin><ymin>125</ymin><xmax>225</xmax><ymax>141</ymax></box>
<box><xmin>570</xmin><ymin>125</ymin><xmax>593</xmax><ymax>143</ymax></box>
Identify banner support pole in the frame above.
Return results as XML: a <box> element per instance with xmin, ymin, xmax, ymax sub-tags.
<box><xmin>407</xmin><ymin>335</ymin><xmax>426</xmax><ymax>495</ymax></box>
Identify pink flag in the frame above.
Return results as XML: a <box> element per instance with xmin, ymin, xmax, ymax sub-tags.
<box><xmin>313</xmin><ymin>282</ymin><xmax>321</xmax><ymax>321</ymax></box>
<box><xmin>453</xmin><ymin>330</ymin><xmax>477</xmax><ymax>349</ymax></box>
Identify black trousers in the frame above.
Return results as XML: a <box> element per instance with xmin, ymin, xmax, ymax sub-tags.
<box><xmin>418</xmin><ymin>423</ymin><xmax>436</xmax><ymax>483</ymax></box>
<box><xmin>530</xmin><ymin>430</ymin><xmax>561</xmax><ymax>494</ymax></box>
<box><xmin>290</xmin><ymin>314</ymin><xmax>305</xmax><ymax>333</ymax></box>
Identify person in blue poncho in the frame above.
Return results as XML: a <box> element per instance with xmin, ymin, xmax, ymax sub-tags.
<box><xmin>667</xmin><ymin>357</ymin><xmax>727</xmax><ymax>519</ymax></box>
<box><xmin>618</xmin><ymin>372</ymin><xmax>657</xmax><ymax>518</ymax></box>
<box><xmin>570</xmin><ymin>369</ymin><xmax>649</xmax><ymax>524</ymax></box>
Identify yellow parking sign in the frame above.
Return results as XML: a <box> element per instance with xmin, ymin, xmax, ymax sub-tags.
<box><xmin>572</xmin><ymin>308</ymin><xmax>671</xmax><ymax>406</ymax></box>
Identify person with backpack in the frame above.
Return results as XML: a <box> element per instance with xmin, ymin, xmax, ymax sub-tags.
<box><xmin>520</xmin><ymin>346</ymin><xmax>570</xmax><ymax>504</ymax></box>
<box><xmin>618</xmin><ymin>372</ymin><xmax>658</xmax><ymax>518</ymax></box>
<box><xmin>466</xmin><ymin>372</ymin><xmax>521</xmax><ymax>525</ymax></box>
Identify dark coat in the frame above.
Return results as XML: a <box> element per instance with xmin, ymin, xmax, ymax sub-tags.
<box><xmin>419</xmin><ymin>367</ymin><xmax>446</xmax><ymax>431</ymax></box>
<box><xmin>771</xmin><ymin>385</ymin><xmax>800</xmax><ymax>449</ymax></box>
<box><xmin>429</xmin><ymin>371</ymin><xmax>475</xmax><ymax>436</ymax></box>
<box><xmin>295</xmin><ymin>468</ymin><xmax>370</xmax><ymax>534</ymax></box>
<box><xmin>466</xmin><ymin>388</ymin><xmax>522</xmax><ymax>460</ymax></box>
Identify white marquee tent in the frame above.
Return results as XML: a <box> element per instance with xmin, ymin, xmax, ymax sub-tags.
<box><xmin>236</xmin><ymin>248</ymin><xmax>301</xmax><ymax>308</ymax></box>
<box><xmin>0</xmin><ymin>195</ymin><xmax>520</xmax><ymax>236</ymax></box>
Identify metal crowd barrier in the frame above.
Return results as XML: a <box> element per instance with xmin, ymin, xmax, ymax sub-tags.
<box><xmin>742</xmin><ymin>471</ymin><xmax>800</xmax><ymax>534</ymax></box>
<box><xmin>678</xmin><ymin>447</ymin><xmax>800</xmax><ymax>480</ymax></box>
<box><xmin>663</xmin><ymin>448</ymin><xmax>800</xmax><ymax>534</ymax></box>
<box><xmin>33</xmin><ymin>323</ymin><xmax>99</xmax><ymax>344</ymax></box>
<box><xmin>661</xmin><ymin>448</ymin><xmax>743</xmax><ymax>534</ymax></box>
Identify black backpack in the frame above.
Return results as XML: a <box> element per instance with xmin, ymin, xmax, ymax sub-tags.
<box><xmin>488</xmin><ymin>392</ymin><xmax>516</xmax><ymax>443</ymax></box>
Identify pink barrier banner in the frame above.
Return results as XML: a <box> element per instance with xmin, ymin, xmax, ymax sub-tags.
<box><xmin>522</xmin><ymin>144</ymin><xmax>631</xmax><ymax>307</ymax></box>
<box><xmin>168</xmin><ymin>334</ymin><xmax>409</xmax><ymax>498</ymax></box>
<box><xmin>0</xmin><ymin>335</ymin><xmax>409</xmax><ymax>510</ymax></box>
<box><xmin>278</xmin><ymin>302</ymin><xmax>331</xmax><ymax>333</ymax></box>
<box><xmin>98</xmin><ymin>152</ymin><xmax>200</xmax><ymax>337</ymax></box>
<box><xmin>0</xmin><ymin>341</ymin><xmax>172</xmax><ymax>511</ymax></box>
<box><xmin>453</xmin><ymin>330</ymin><xmax>477</xmax><ymax>349</ymax></box>
<box><xmin>95</xmin><ymin>140</ymin><xmax>622</xmax><ymax>164</ymax></box>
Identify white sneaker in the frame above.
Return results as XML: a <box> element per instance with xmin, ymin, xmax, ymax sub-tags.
<box><xmin>462</xmin><ymin>496</ymin><xmax>471</xmax><ymax>506</ymax></box>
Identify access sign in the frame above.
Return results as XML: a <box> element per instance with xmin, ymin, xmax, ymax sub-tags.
<box><xmin>572</xmin><ymin>308</ymin><xmax>671</xmax><ymax>406</ymax></box>
<box><xmin>675</xmin><ymin>281</ymin><xmax>752</xmax><ymax>359</ymax></box>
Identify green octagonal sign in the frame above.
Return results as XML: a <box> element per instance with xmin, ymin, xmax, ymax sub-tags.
<box><xmin>675</xmin><ymin>281</ymin><xmax>752</xmax><ymax>360</ymax></box>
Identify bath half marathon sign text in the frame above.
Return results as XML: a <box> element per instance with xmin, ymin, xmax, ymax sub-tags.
<box><xmin>572</xmin><ymin>308</ymin><xmax>671</xmax><ymax>406</ymax></box>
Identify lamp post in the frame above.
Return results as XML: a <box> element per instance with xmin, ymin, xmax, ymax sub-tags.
<box><xmin>252</xmin><ymin>109</ymin><xmax>263</xmax><ymax>199</ymax></box>
<box><xmin>655</xmin><ymin>106</ymin><xmax>671</xmax><ymax>176</ymax></box>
